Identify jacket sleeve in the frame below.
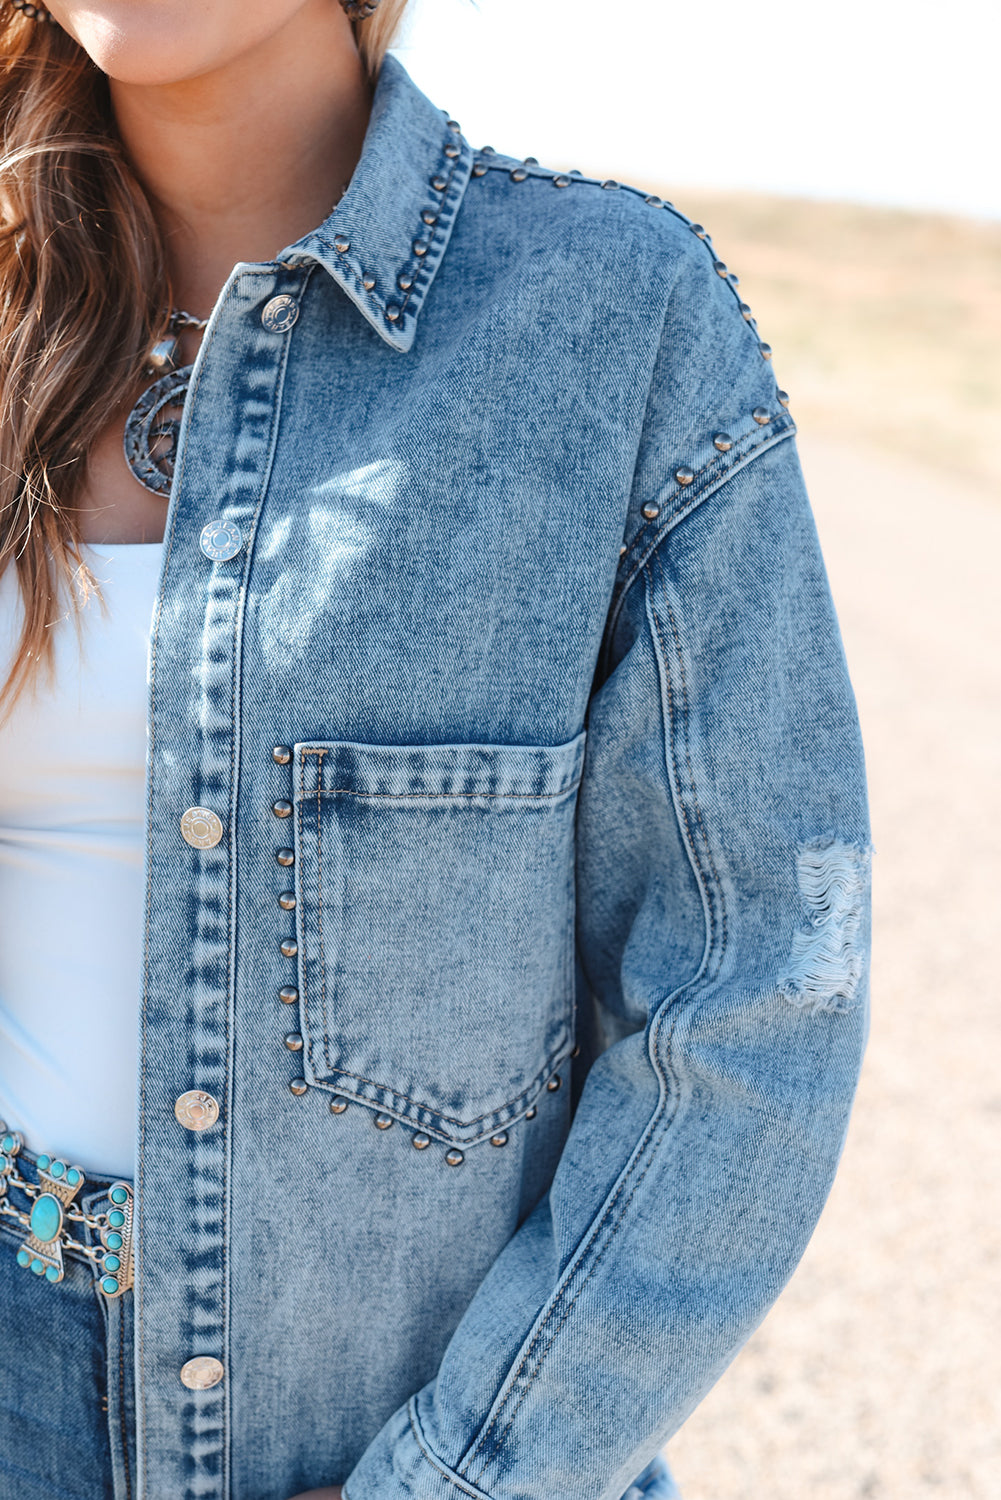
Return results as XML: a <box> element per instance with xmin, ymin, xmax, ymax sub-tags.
<box><xmin>344</xmin><ymin>250</ymin><xmax>872</xmax><ymax>1500</ymax></box>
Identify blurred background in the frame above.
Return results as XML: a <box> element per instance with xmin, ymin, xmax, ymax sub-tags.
<box><xmin>395</xmin><ymin>4</ymin><xmax>1000</xmax><ymax>1498</ymax></box>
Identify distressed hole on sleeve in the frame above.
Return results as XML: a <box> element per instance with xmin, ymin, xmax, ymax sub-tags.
<box><xmin>779</xmin><ymin>838</ymin><xmax>872</xmax><ymax>1013</ymax></box>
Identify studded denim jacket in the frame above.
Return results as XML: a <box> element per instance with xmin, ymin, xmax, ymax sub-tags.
<box><xmin>132</xmin><ymin>51</ymin><xmax>872</xmax><ymax>1500</ymax></box>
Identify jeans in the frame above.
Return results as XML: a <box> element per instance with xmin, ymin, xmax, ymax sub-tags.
<box><xmin>0</xmin><ymin>1149</ymin><xmax>137</xmax><ymax>1500</ymax></box>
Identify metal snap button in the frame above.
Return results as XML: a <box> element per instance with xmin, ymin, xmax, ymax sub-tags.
<box><xmin>260</xmin><ymin>295</ymin><xmax>299</xmax><ymax>333</ymax></box>
<box><xmin>180</xmin><ymin>807</ymin><xmax>223</xmax><ymax>849</ymax></box>
<box><xmin>179</xmin><ymin>1356</ymin><xmax>224</xmax><ymax>1390</ymax></box>
<box><xmin>174</xmin><ymin>1091</ymin><xmax>220</xmax><ymax>1132</ymax></box>
<box><xmin>199</xmin><ymin>520</ymin><xmax>242</xmax><ymax>562</ymax></box>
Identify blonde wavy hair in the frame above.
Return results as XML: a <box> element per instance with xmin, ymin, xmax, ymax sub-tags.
<box><xmin>0</xmin><ymin>0</ymin><xmax>410</xmax><ymax>714</ymax></box>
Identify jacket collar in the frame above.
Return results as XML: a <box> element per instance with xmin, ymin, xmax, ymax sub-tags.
<box><xmin>280</xmin><ymin>54</ymin><xmax>473</xmax><ymax>354</ymax></box>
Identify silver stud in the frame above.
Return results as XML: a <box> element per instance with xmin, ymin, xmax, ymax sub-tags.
<box><xmin>333</xmin><ymin>235</ymin><xmax>350</xmax><ymax>254</ymax></box>
<box><xmin>272</xmin><ymin>746</ymin><xmax>291</xmax><ymax>765</ymax></box>
<box><xmin>412</xmin><ymin>1132</ymin><xmax>431</xmax><ymax>1149</ymax></box>
<box><xmin>645</xmin><ymin>195</ymin><xmax>664</xmax><ymax>207</ymax></box>
<box><xmin>284</xmin><ymin>1033</ymin><xmax>303</xmax><ymax>1052</ymax></box>
<box><xmin>524</xmin><ymin>156</ymin><xmax>539</xmax><ymax>166</ymax></box>
<box><xmin>272</xmin><ymin>800</ymin><xmax>293</xmax><ymax>819</ymax></box>
<box><xmin>289</xmin><ymin>1078</ymin><xmax>308</xmax><ymax>1096</ymax></box>
<box><xmin>362</xmin><ymin>275</ymin><xmax>376</xmax><ymax>291</ymax></box>
<box><xmin>280</xmin><ymin>937</ymin><xmax>298</xmax><ymax>959</ymax></box>
<box><xmin>619</xmin><ymin>544</ymin><xmax>627</xmax><ymax>557</ymax></box>
<box><xmin>601</xmin><ymin>179</ymin><xmax>620</xmax><ymax>190</ymax></box>
<box><xmin>642</xmin><ymin>502</ymin><xmax>660</xmax><ymax>521</ymax></box>
<box><xmin>412</xmin><ymin>239</ymin><xmax>429</xmax><ymax>257</ymax></box>
<box><xmin>422</xmin><ymin>210</ymin><xmax>438</xmax><ymax>226</ymax></box>
<box><xmin>276</xmin><ymin>849</ymin><xmax>294</xmax><ymax>867</ymax></box>
<box><xmin>547</xmin><ymin>1074</ymin><xmax>562</xmax><ymax>1092</ymax></box>
<box><xmin>329</xmin><ymin>1098</ymin><xmax>348</xmax><ymax>1114</ymax></box>
<box><xmin>490</xmin><ymin>1132</ymin><xmax>509</xmax><ymax>1147</ymax></box>
<box><xmin>279</xmin><ymin>986</ymin><xmax>298</xmax><ymax>1005</ymax></box>
<box><xmin>552</xmin><ymin>174</ymin><xmax>571</xmax><ymax>188</ymax></box>
<box><xmin>374</xmin><ymin>1113</ymin><xmax>394</xmax><ymax>1130</ymax></box>
<box><xmin>675</xmin><ymin>466</ymin><xmax>695</xmax><ymax>486</ymax></box>
<box><xmin>447</xmin><ymin>118</ymin><xmax>461</xmax><ymax>133</ymax></box>
<box><xmin>525</xmin><ymin>1106</ymin><xmax>537</xmax><ymax>1120</ymax></box>
<box><xmin>510</xmin><ymin>167</ymin><xmax>527</xmax><ymax>183</ymax></box>
<box><xmin>777</xmin><ymin>390</ymin><xmax>790</xmax><ymax>407</ymax></box>
<box><xmin>385</xmin><ymin>305</ymin><xmax>401</xmax><ymax>323</ymax></box>
<box><xmin>445</xmin><ymin>1149</ymin><xmax>465</xmax><ymax>1167</ymax></box>
<box><xmin>397</xmin><ymin>273</ymin><xmax>413</xmax><ymax>291</ymax></box>
<box><xmin>739</xmin><ymin>303</ymin><xmax>753</xmax><ymax>321</ymax></box>
<box><xmin>752</xmin><ymin>407</ymin><xmax>771</xmax><ymax>426</ymax></box>
<box><xmin>481</xmin><ymin>145</ymin><xmax>496</xmax><ymax>155</ymax></box>
<box><xmin>713</xmin><ymin>261</ymin><xmax>728</xmax><ymax>278</ymax></box>
<box><xmin>713</xmin><ymin>433</ymin><xmax>733</xmax><ymax>452</ymax></box>
<box><xmin>278</xmin><ymin>892</ymin><xmax>296</xmax><ymax>912</ymax></box>
<box><xmin>570</xmin><ymin>1043</ymin><xmax>581</xmax><ymax>1058</ymax></box>
<box><xmin>691</xmin><ymin>223</ymin><xmax>708</xmax><ymax>238</ymax></box>
<box><xmin>471</xmin><ymin>162</ymin><xmax>487</xmax><ymax>177</ymax></box>
<box><xmin>758</xmin><ymin>343</ymin><xmax>773</xmax><ymax>360</ymax></box>
<box><xmin>443</xmin><ymin>143</ymin><xmax>460</xmax><ymax>160</ymax></box>
<box><xmin>727</xmin><ymin>272</ymin><xmax>740</xmax><ymax>287</ymax></box>
<box><xmin>431</xmin><ymin>175</ymin><xmax>447</xmax><ymax>192</ymax></box>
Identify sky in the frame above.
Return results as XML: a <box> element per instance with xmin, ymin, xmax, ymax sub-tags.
<box><xmin>395</xmin><ymin>0</ymin><xmax>999</xmax><ymax>221</ymax></box>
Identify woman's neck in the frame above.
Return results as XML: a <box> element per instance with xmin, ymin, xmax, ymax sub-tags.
<box><xmin>109</xmin><ymin>5</ymin><xmax>372</xmax><ymax>318</ymax></box>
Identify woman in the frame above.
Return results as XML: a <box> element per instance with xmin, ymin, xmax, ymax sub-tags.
<box><xmin>0</xmin><ymin>2</ymin><xmax>872</xmax><ymax>1498</ymax></box>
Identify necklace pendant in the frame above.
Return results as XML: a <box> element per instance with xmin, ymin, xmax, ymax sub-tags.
<box><xmin>124</xmin><ymin>363</ymin><xmax>193</xmax><ymax>497</ymax></box>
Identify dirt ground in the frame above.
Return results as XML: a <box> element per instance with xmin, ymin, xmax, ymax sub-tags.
<box><xmin>663</xmin><ymin>433</ymin><xmax>1001</xmax><ymax>1499</ymax></box>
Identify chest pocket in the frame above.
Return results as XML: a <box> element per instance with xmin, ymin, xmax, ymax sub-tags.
<box><xmin>291</xmin><ymin>733</ymin><xmax>586</xmax><ymax>1145</ymax></box>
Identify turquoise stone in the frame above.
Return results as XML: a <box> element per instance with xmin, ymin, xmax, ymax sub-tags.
<box><xmin>16</xmin><ymin>1248</ymin><xmax>30</xmax><ymax>1267</ymax></box>
<box><xmin>66</xmin><ymin>1168</ymin><xmax>81</xmax><ymax>1186</ymax></box>
<box><xmin>31</xmin><ymin>1258</ymin><xmax>44</xmax><ymax>1275</ymax></box>
<box><xmin>45</xmin><ymin>1265</ymin><xmax>60</xmax><ymax>1282</ymax></box>
<box><xmin>101</xmin><ymin>1276</ymin><xmax>119</xmax><ymax>1295</ymax></box>
<box><xmin>106</xmin><ymin>1232</ymin><xmax>123</xmax><ymax>1250</ymax></box>
<box><xmin>110</xmin><ymin>1187</ymin><xmax>128</xmax><ymax>1205</ymax></box>
<box><xmin>29</xmin><ymin>1193</ymin><xmax>63</xmax><ymax>1244</ymax></box>
<box><xmin>50</xmin><ymin>1160</ymin><xmax>65</xmax><ymax>1178</ymax></box>
<box><xmin>108</xmin><ymin>1210</ymin><xmax>125</xmax><ymax>1227</ymax></box>
<box><xmin>103</xmin><ymin>1254</ymin><xmax>121</xmax><ymax>1272</ymax></box>
<box><xmin>1</xmin><ymin>1133</ymin><xmax>13</xmax><ymax>1153</ymax></box>
<box><xmin>36</xmin><ymin>1153</ymin><xmax>50</xmax><ymax>1169</ymax></box>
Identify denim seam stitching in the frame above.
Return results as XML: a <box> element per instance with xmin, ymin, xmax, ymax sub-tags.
<box><xmin>650</xmin><ymin>548</ymin><xmax>729</xmax><ymax>966</ymax></box>
<box><xmin>313</xmin><ymin>1039</ymin><xmax>572</xmax><ymax>1133</ymax></box>
<box><xmin>408</xmin><ymin>1398</ymin><xmax>494</xmax><ymax>1500</ymax></box>
<box><xmin>311</xmin><ymin>781</ymin><xmax>582</xmax><ymax>803</ymax></box>
<box><xmin>643</xmin><ymin>565</ymin><xmax>719</xmax><ymax>964</ymax></box>
<box><xmin>314</xmin><ymin>750</ymin><xmax>332</xmax><ymax>1073</ymax></box>
<box><xmin>606</xmin><ymin>422</ymin><xmax>796</xmax><ymax>659</ymax></box>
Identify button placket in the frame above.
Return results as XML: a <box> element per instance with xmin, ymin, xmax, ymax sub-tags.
<box><xmin>137</xmin><ymin>268</ymin><xmax>308</xmax><ymax>1498</ymax></box>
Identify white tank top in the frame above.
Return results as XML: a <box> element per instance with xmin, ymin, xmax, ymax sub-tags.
<box><xmin>0</xmin><ymin>542</ymin><xmax>162</xmax><ymax>1178</ymax></box>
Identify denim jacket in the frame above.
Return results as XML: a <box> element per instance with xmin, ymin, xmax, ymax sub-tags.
<box><xmin>133</xmin><ymin>51</ymin><xmax>872</xmax><ymax>1500</ymax></box>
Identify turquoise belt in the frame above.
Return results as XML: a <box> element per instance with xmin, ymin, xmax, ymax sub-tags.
<box><xmin>0</xmin><ymin>1121</ymin><xmax>134</xmax><ymax>1298</ymax></box>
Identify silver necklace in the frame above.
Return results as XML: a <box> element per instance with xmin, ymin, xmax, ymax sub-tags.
<box><xmin>123</xmin><ymin>309</ymin><xmax>207</xmax><ymax>497</ymax></box>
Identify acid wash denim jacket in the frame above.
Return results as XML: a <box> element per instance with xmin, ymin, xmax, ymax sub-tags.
<box><xmin>132</xmin><ymin>50</ymin><xmax>872</xmax><ymax>1500</ymax></box>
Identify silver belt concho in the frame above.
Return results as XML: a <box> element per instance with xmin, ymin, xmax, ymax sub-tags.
<box><xmin>0</xmin><ymin>1122</ymin><xmax>134</xmax><ymax>1297</ymax></box>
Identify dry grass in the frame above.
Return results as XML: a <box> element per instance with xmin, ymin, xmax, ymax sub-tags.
<box><xmin>633</xmin><ymin>187</ymin><xmax>1001</xmax><ymax>494</ymax></box>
